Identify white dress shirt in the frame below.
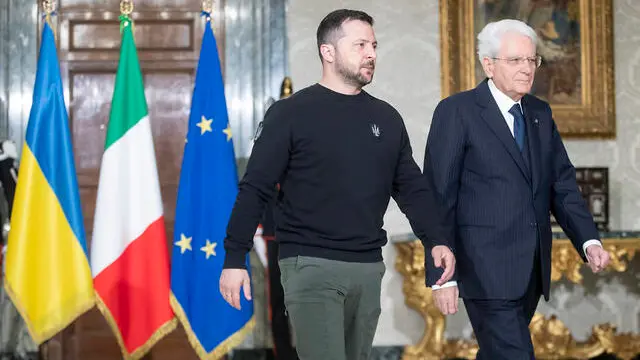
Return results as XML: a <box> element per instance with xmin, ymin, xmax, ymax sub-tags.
<box><xmin>488</xmin><ymin>78</ymin><xmax>520</xmax><ymax>137</ymax></box>
<box><xmin>431</xmin><ymin>79</ymin><xmax>601</xmax><ymax>290</ymax></box>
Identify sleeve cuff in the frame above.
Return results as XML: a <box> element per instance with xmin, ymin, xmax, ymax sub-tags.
<box><xmin>428</xmin><ymin>241</ymin><xmax>454</xmax><ymax>251</ymax></box>
<box><xmin>223</xmin><ymin>250</ymin><xmax>248</xmax><ymax>269</ymax></box>
<box><xmin>582</xmin><ymin>239</ymin><xmax>602</xmax><ymax>257</ymax></box>
<box><xmin>431</xmin><ymin>281</ymin><xmax>457</xmax><ymax>290</ymax></box>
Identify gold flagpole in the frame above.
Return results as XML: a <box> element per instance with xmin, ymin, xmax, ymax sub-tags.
<box><xmin>42</xmin><ymin>0</ymin><xmax>54</xmax><ymax>23</ymax></box>
<box><xmin>42</xmin><ymin>0</ymin><xmax>56</xmax><ymax>40</ymax></box>
<box><xmin>119</xmin><ymin>0</ymin><xmax>134</xmax><ymax>33</ymax></box>
<box><xmin>202</xmin><ymin>0</ymin><xmax>214</xmax><ymax>29</ymax></box>
<box><xmin>120</xmin><ymin>0</ymin><xmax>133</xmax><ymax>16</ymax></box>
<box><xmin>202</xmin><ymin>0</ymin><xmax>213</xmax><ymax>14</ymax></box>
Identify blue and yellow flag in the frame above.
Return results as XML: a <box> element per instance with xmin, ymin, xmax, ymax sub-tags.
<box><xmin>170</xmin><ymin>14</ymin><xmax>255</xmax><ymax>359</ymax></box>
<box><xmin>4</xmin><ymin>21</ymin><xmax>94</xmax><ymax>345</ymax></box>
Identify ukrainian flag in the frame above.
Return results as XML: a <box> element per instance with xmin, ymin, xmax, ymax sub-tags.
<box><xmin>3</xmin><ymin>21</ymin><xmax>94</xmax><ymax>344</ymax></box>
<box><xmin>170</xmin><ymin>13</ymin><xmax>255</xmax><ymax>359</ymax></box>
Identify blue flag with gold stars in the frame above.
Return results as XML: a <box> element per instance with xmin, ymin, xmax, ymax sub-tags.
<box><xmin>170</xmin><ymin>15</ymin><xmax>254</xmax><ymax>358</ymax></box>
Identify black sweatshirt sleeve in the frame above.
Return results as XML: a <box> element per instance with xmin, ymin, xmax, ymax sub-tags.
<box><xmin>391</xmin><ymin>120</ymin><xmax>451</xmax><ymax>249</ymax></box>
<box><xmin>223</xmin><ymin>100</ymin><xmax>292</xmax><ymax>269</ymax></box>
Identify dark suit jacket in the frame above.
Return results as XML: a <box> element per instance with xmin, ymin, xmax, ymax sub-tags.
<box><xmin>423</xmin><ymin>79</ymin><xmax>599</xmax><ymax>300</ymax></box>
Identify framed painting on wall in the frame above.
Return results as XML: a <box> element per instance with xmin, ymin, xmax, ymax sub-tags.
<box><xmin>440</xmin><ymin>0</ymin><xmax>615</xmax><ymax>138</ymax></box>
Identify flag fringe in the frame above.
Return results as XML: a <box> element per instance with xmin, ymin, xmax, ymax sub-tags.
<box><xmin>3</xmin><ymin>279</ymin><xmax>95</xmax><ymax>346</ymax></box>
<box><xmin>95</xmin><ymin>292</ymin><xmax>177</xmax><ymax>360</ymax></box>
<box><xmin>170</xmin><ymin>293</ymin><xmax>255</xmax><ymax>360</ymax></box>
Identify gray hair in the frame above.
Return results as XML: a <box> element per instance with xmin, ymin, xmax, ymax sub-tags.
<box><xmin>477</xmin><ymin>19</ymin><xmax>537</xmax><ymax>62</ymax></box>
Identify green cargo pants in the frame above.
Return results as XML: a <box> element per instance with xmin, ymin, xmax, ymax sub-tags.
<box><xmin>278</xmin><ymin>256</ymin><xmax>385</xmax><ymax>360</ymax></box>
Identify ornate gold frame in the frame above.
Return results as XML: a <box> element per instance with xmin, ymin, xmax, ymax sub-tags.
<box><xmin>440</xmin><ymin>0</ymin><xmax>615</xmax><ymax>138</ymax></box>
<box><xmin>394</xmin><ymin>238</ymin><xmax>640</xmax><ymax>360</ymax></box>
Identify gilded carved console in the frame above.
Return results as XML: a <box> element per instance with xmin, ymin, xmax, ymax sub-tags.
<box><xmin>394</xmin><ymin>234</ymin><xmax>640</xmax><ymax>360</ymax></box>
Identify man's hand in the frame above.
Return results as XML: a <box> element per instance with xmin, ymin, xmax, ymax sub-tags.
<box><xmin>432</xmin><ymin>245</ymin><xmax>455</xmax><ymax>286</ymax></box>
<box><xmin>433</xmin><ymin>286</ymin><xmax>459</xmax><ymax>315</ymax></box>
<box><xmin>219</xmin><ymin>268</ymin><xmax>252</xmax><ymax>310</ymax></box>
<box><xmin>585</xmin><ymin>245</ymin><xmax>611</xmax><ymax>273</ymax></box>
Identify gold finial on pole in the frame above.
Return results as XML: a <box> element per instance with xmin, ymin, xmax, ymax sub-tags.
<box><xmin>202</xmin><ymin>0</ymin><xmax>213</xmax><ymax>14</ymax></box>
<box><xmin>43</xmin><ymin>0</ymin><xmax>55</xmax><ymax>15</ymax></box>
<box><xmin>280</xmin><ymin>77</ymin><xmax>293</xmax><ymax>99</ymax></box>
<box><xmin>119</xmin><ymin>0</ymin><xmax>134</xmax><ymax>32</ymax></box>
<box><xmin>42</xmin><ymin>0</ymin><xmax>56</xmax><ymax>32</ymax></box>
<box><xmin>120</xmin><ymin>0</ymin><xmax>134</xmax><ymax>16</ymax></box>
<box><xmin>201</xmin><ymin>0</ymin><xmax>213</xmax><ymax>28</ymax></box>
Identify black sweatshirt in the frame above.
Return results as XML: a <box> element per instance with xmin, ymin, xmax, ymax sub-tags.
<box><xmin>223</xmin><ymin>84</ymin><xmax>450</xmax><ymax>269</ymax></box>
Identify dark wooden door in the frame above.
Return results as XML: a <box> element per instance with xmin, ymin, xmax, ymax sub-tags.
<box><xmin>40</xmin><ymin>1</ymin><xmax>225</xmax><ymax>359</ymax></box>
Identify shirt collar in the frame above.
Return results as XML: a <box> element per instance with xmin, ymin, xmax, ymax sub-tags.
<box><xmin>488</xmin><ymin>78</ymin><xmax>521</xmax><ymax>115</ymax></box>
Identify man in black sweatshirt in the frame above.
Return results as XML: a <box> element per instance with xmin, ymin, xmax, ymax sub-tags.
<box><xmin>220</xmin><ymin>9</ymin><xmax>455</xmax><ymax>360</ymax></box>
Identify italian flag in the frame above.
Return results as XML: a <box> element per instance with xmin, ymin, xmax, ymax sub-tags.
<box><xmin>90</xmin><ymin>17</ymin><xmax>176</xmax><ymax>359</ymax></box>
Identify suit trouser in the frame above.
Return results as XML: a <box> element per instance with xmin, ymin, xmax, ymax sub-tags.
<box><xmin>463</xmin><ymin>248</ymin><xmax>542</xmax><ymax>360</ymax></box>
<box><xmin>278</xmin><ymin>256</ymin><xmax>385</xmax><ymax>360</ymax></box>
<box><xmin>266</xmin><ymin>240</ymin><xmax>298</xmax><ymax>360</ymax></box>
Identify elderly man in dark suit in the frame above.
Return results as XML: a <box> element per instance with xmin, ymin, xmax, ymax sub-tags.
<box><xmin>423</xmin><ymin>19</ymin><xmax>611</xmax><ymax>359</ymax></box>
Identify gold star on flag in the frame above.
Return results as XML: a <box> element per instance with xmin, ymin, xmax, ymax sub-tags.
<box><xmin>196</xmin><ymin>115</ymin><xmax>213</xmax><ymax>135</ymax></box>
<box><xmin>200</xmin><ymin>240</ymin><xmax>217</xmax><ymax>259</ymax></box>
<box><xmin>223</xmin><ymin>123</ymin><xmax>233</xmax><ymax>141</ymax></box>
<box><xmin>175</xmin><ymin>234</ymin><xmax>192</xmax><ymax>254</ymax></box>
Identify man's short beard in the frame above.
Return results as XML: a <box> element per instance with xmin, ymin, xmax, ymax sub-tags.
<box><xmin>335</xmin><ymin>55</ymin><xmax>373</xmax><ymax>88</ymax></box>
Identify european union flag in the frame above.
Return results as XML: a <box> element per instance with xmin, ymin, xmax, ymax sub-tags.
<box><xmin>170</xmin><ymin>15</ymin><xmax>254</xmax><ymax>358</ymax></box>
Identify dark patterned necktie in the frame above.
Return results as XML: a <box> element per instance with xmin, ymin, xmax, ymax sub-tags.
<box><xmin>509</xmin><ymin>103</ymin><xmax>525</xmax><ymax>151</ymax></box>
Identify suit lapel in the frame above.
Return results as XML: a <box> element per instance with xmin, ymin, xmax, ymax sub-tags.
<box><xmin>476</xmin><ymin>81</ymin><xmax>531</xmax><ymax>184</ymax></box>
<box><xmin>522</xmin><ymin>96</ymin><xmax>541</xmax><ymax>194</ymax></box>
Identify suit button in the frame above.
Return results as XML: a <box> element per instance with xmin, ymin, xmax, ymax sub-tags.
<box><xmin>530</xmin><ymin>222</ymin><xmax>537</xmax><ymax>227</ymax></box>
